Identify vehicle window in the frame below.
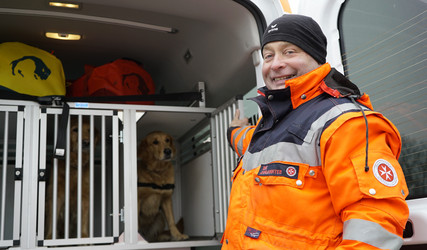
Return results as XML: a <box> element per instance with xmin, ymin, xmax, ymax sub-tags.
<box><xmin>339</xmin><ymin>0</ymin><xmax>426</xmax><ymax>199</ymax></box>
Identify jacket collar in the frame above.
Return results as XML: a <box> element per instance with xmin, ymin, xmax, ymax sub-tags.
<box><xmin>286</xmin><ymin>63</ymin><xmax>331</xmax><ymax>108</ymax></box>
<box><xmin>257</xmin><ymin>63</ymin><xmax>331</xmax><ymax>109</ymax></box>
<box><xmin>255</xmin><ymin>63</ymin><xmax>374</xmax><ymax>113</ymax></box>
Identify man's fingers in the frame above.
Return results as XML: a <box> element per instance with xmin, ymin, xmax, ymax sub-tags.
<box><xmin>234</xmin><ymin>109</ymin><xmax>241</xmax><ymax>120</ymax></box>
<box><xmin>230</xmin><ymin>109</ymin><xmax>249</xmax><ymax>127</ymax></box>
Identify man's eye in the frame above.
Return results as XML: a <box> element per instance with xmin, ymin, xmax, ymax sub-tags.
<box><xmin>284</xmin><ymin>50</ymin><xmax>295</xmax><ymax>55</ymax></box>
<box><xmin>263</xmin><ymin>54</ymin><xmax>272</xmax><ymax>60</ymax></box>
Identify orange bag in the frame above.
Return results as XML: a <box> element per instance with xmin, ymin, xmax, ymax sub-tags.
<box><xmin>67</xmin><ymin>58</ymin><xmax>155</xmax><ymax>104</ymax></box>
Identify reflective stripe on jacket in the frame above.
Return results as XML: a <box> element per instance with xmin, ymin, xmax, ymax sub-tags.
<box><xmin>221</xmin><ymin>64</ymin><xmax>409</xmax><ymax>250</ymax></box>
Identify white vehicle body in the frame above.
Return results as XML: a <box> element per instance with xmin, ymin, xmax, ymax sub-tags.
<box><xmin>0</xmin><ymin>0</ymin><xmax>425</xmax><ymax>249</ymax></box>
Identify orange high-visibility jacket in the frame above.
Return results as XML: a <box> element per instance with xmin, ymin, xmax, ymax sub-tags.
<box><xmin>222</xmin><ymin>64</ymin><xmax>409</xmax><ymax>250</ymax></box>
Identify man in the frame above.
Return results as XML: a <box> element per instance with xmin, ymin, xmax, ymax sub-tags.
<box><xmin>222</xmin><ymin>14</ymin><xmax>409</xmax><ymax>249</ymax></box>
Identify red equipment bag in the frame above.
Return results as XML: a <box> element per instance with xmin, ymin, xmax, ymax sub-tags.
<box><xmin>67</xmin><ymin>58</ymin><xmax>155</xmax><ymax>104</ymax></box>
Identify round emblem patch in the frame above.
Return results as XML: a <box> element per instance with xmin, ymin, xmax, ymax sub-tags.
<box><xmin>286</xmin><ymin>166</ymin><xmax>297</xmax><ymax>177</ymax></box>
<box><xmin>373</xmin><ymin>159</ymin><xmax>398</xmax><ymax>187</ymax></box>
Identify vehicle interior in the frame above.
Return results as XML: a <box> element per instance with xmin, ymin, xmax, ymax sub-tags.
<box><xmin>0</xmin><ymin>0</ymin><xmax>263</xmax><ymax>108</ymax></box>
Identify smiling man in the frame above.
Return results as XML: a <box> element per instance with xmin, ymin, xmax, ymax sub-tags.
<box><xmin>222</xmin><ymin>14</ymin><xmax>409</xmax><ymax>250</ymax></box>
<box><xmin>262</xmin><ymin>40</ymin><xmax>321</xmax><ymax>90</ymax></box>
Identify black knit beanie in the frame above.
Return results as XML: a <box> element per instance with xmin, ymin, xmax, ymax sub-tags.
<box><xmin>261</xmin><ymin>14</ymin><xmax>327</xmax><ymax>64</ymax></box>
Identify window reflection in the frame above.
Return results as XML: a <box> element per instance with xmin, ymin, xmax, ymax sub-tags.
<box><xmin>339</xmin><ymin>0</ymin><xmax>427</xmax><ymax>199</ymax></box>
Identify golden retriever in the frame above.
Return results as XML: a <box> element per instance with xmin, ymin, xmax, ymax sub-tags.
<box><xmin>45</xmin><ymin>116</ymin><xmax>99</xmax><ymax>239</ymax></box>
<box><xmin>137</xmin><ymin>131</ymin><xmax>189</xmax><ymax>242</ymax></box>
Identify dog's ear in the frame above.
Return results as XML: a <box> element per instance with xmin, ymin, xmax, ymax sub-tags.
<box><xmin>137</xmin><ymin>139</ymin><xmax>148</xmax><ymax>160</ymax></box>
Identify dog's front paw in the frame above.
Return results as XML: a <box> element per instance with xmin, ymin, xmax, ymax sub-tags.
<box><xmin>172</xmin><ymin>233</ymin><xmax>189</xmax><ymax>241</ymax></box>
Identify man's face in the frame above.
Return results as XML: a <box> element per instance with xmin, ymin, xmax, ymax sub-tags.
<box><xmin>262</xmin><ymin>41</ymin><xmax>321</xmax><ymax>90</ymax></box>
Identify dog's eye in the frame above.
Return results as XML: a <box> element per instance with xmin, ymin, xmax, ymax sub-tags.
<box><xmin>165</xmin><ymin>138</ymin><xmax>170</xmax><ymax>143</ymax></box>
<box><xmin>72</xmin><ymin>127</ymin><xmax>78</xmax><ymax>133</ymax></box>
<box><xmin>153</xmin><ymin>140</ymin><xmax>159</xmax><ymax>145</ymax></box>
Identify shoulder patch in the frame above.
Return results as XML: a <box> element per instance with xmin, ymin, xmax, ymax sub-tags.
<box><xmin>373</xmin><ymin>159</ymin><xmax>398</xmax><ymax>187</ymax></box>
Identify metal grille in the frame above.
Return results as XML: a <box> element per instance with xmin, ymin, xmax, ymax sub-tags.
<box><xmin>211</xmin><ymin>97</ymin><xmax>243</xmax><ymax>233</ymax></box>
<box><xmin>37</xmin><ymin>107</ymin><xmax>120</xmax><ymax>246</ymax></box>
<box><xmin>179</xmin><ymin>120</ymin><xmax>212</xmax><ymax>165</ymax></box>
<box><xmin>0</xmin><ymin>104</ymin><xmax>24</xmax><ymax>248</ymax></box>
<box><xmin>0</xmin><ymin>99</ymin><xmax>222</xmax><ymax>248</ymax></box>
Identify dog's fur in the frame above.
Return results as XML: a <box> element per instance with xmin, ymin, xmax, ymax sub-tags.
<box><xmin>137</xmin><ymin>131</ymin><xmax>189</xmax><ymax>242</ymax></box>
<box><xmin>45</xmin><ymin>116</ymin><xmax>99</xmax><ymax>239</ymax></box>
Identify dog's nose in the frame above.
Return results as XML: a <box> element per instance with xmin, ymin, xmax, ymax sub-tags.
<box><xmin>82</xmin><ymin>140</ymin><xmax>90</xmax><ymax>148</ymax></box>
<box><xmin>164</xmin><ymin>148</ymin><xmax>172</xmax><ymax>157</ymax></box>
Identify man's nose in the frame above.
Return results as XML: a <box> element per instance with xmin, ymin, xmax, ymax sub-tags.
<box><xmin>270</xmin><ymin>55</ymin><xmax>285</xmax><ymax>70</ymax></box>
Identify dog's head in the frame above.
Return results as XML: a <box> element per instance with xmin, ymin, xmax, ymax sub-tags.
<box><xmin>69</xmin><ymin>116</ymin><xmax>99</xmax><ymax>155</ymax></box>
<box><xmin>138</xmin><ymin>131</ymin><xmax>176</xmax><ymax>162</ymax></box>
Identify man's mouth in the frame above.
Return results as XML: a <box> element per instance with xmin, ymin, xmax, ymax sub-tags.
<box><xmin>273</xmin><ymin>75</ymin><xmax>296</xmax><ymax>81</ymax></box>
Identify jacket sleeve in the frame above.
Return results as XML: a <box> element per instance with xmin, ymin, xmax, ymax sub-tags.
<box><xmin>227</xmin><ymin>125</ymin><xmax>255</xmax><ymax>157</ymax></box>
<box><xmin>321</xmin><ymin>111</ymin><xmax>409</xmax><ymax>250</ymax></box>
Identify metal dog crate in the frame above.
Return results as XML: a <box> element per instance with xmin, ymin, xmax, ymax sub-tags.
<box><xmin>0</xmin><ymin>98</ymin><xmax>241</xmax><ymax>249</ymax></box>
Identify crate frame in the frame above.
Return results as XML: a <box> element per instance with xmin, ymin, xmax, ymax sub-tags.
<box><xmin>0</xmin><ymin>98</ymin><xmax>241</xmax><ymax>249</ymax></box>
